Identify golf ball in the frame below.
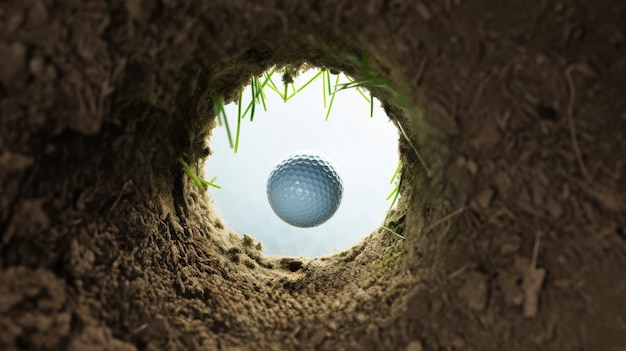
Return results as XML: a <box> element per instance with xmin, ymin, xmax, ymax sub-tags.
<box><xmin>267</xmin><ymin>150</ymin><xmax>343</xmax><ymax>228</ymax></box>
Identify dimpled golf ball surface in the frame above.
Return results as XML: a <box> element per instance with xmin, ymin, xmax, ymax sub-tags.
<box><xmin>267</xmin><ymin>151</ymin><xmax>343</xmax><ymax>228</ymax></box>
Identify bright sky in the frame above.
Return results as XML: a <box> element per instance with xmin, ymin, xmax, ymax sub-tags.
<box><xmin>205</xmin><ymin>69</ymin><xmax>399</xmax><ymax>257</ymax></box>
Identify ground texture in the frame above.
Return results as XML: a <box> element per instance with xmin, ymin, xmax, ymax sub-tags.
<box><xmin>1</xmin><ymin>0</ymin><xmax>625</xmax><ymax>350</ymax></box>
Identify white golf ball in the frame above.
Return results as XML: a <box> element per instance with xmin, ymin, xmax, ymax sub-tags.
<box><xmin>266</xmin><ymin>150</ymin><xmax>343</xmax><ymax>228</ymax></box>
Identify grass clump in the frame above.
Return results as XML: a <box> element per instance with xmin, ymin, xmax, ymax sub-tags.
<box><xmin>179</xmin><ymin>158</ymin><xmax>221</xmax><ymax>190</ymax></box>
<box><xmin>213</xmin><ymin>63</ymin><xmax>382</xmax><ymax>155</ymax></box>
<box><xmin>380</xmin><ymin>206</ymin><xmax>407</xmax><ymax>268</ymax></box>
<box><xmin>386</xmin><ymin>160</ymin><xmax>402</xmax><ymax>209</ymax></box>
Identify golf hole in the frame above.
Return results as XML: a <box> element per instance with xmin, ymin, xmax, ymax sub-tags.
<box><xmin>205</xmin><ymin>67</ymin><xmax>400</xmax><ymax>257</ymax></box>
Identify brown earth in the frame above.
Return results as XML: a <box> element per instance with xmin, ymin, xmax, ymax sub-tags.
<box><xmin>1</xmin><ymin>0</ymin><xmax>625</xmax><ymax>350</ymax></box>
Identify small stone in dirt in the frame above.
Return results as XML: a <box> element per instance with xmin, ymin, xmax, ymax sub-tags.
<box><xmin>475</xmin><ymin>188</ymin><xmax>495</xmax><ymax>209</ymax></box>
<box><xmin>546</xmin><ymin>198</ymin><xmax>563</xmax><ymax>218</ymax></box>
<box><xmin>405</xmin><ymin>340</ymin><xmax>423</xmax><ymax>351</ymax></box>
<box><xmin>514</xmin><ymin>257</ymin><xmax>546</xmax><ymax>318</ymax></box>
<box><xmin>522</xmin><ymin>266</ymin><xmax>546</xmax><ymax>318</ymax></box>
<box><xmin>498</xmin><ymin>270</ymin><xmax>524</xmax><ymax>306</ymax></box>
<box><xmin>451</xmin><ymin>336</ymin><xmax>465</xmax><ymax>349</ymax></box>
<box><xmin>458</xmin><ymin>271</ymin><xmax>489</xmax><ymax>311</ymax></box>
<box><xmin>465</xmin><ymin>159</ymin><xmax>478</xmax><ymax>175</ymax></box>
<box><xmin>0</xmin><ymin>42</ymin><xmax>28</xmax><ymax>89</ymax></box>
<box><xmin>0</xmin><ymin>151</ymin><xmax>34</xmax><ymax>174</ymax></box>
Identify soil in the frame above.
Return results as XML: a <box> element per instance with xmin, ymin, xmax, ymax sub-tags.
<box><xmin>1</xmin><ymin>0</ymin><xmax>625</xmax><ymax>350</ymax></box>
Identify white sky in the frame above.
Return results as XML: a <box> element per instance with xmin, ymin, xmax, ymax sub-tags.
<box><xmin>204</xmin><ymin>69</ymin><xmax>399</xmax><ymax>257</ymax></box>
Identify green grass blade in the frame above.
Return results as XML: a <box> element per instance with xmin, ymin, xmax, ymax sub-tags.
<box><xmin>285</xmin><ymin>83</ymin><xmax>298</xmax><ymax>102</ymax></box>
<box><xmin>181</xmin><ymin>159</ymin><xmax>221</xmax><ymax>190</ymax></box>
<box><xmin>265</xmin><ymin>73</ymin><xmax>286</xmax><ymax>100</ymax></box>
<box><xmin>250</xmin><ymin>76</ymin><xmax>256</xmax><ymax>121</ymax></box>
<box><xmin>324</xmin><ymin>74</ymin><xmax>341</xmax><ymax>121</ymax></box>
<box><xmin>180</xmin><ymin>158</ymin><xmax>203</xmax><ymax>189</ymax></box>
<box><xmin>389</xmin><ymin>160</ymin><xmax>401</xmax><ymax>184</ymax></box>
<box><xmin>296</xmin><ymin>69</ymin><xmax>323</xmax><ymax>93</ymax></box>
<box><xmin>214</xmin><ymin>96</ymin><xmax>233</xmax><ymax>149</ymax></box>
<box><xmin>283</xmin><ymin>83</ymin><xmax>299</xmax><ymax>102</ymax></box>
<box><xmin>389</xmin><ymin>179</ymin><xmax>402</xmax><ymax>210</ymax></box>
<box><xmin>334</xmin><ymin>82</ymin><xmax>356</xmax><ymax>91</ymax></box>
<box><xmin>265</xmin><ymin>82</ymin><xmax>284</xmax><ymax>99</ymax></box>
<box><xmin>395</xmin><ymin>120</ymin><xmax>431</xmax><ymax>176</ymax></box>
<box><xmin>256</xmin><ymin>75</ymin><xmax>268</xmax><ymax>111</ymax></box>
<box><xmin>370</xmin><ymin>90</ymin><xmax>374</xmax><ymax>117</ymax></box>
<box><xmin>327</xmin><ymin>70</ymin><xmax>332</xmax><ymax>95</ymax></box>
<box><xmin>322</xmin><ymin>70</ymin><xmax>327</xmax><ymax>108</ymax></box>
<box><xmin>179</xmin><ymin>159</ymin><xmax>222</xmax><ymax>190</ymax></box>
<box><xmin>336</xmin><ymin>73</ymin><xmax>394</xmax><ymax>93</ymax></box>
<box><xmin>381</xmin><ymin>225</ymin><xmax>405</xmax><ymax>240</ymax></box>
<box><xmin>264</xmin><ymin>71</ymin><xmax>275</xmax><ymax>87</ymax></box>
<box><xmin>386</xmin><ymin>163</ymin><xmax>403</xmax><ymax>209</ymax></box>
<box><xmin>385</xmin><ymin>186</ymin><xmax>398</xmax><ymax>201</ymax></box>
<box><xmin>269</xmin><ymin>71</ymin><xmax>279</xmax><ymax>86</ymax></box>
<box><xmin>262</xmin><ymin>68</ymin><xmax>275</xmax><ymax>87</ymax></box>
<box><xmin>234</xmin><ymin>91</ymin><xmax>243</xmax><ymax>153</ymax></box>
<box><xmin>241</xmin><ymin>74</ymin><xmax>271</xmax><ymax>120</ymax></box>
<box><xmin>199</xmin><ymin>176</ymin><xmax>221</xmax><ymax>189</ymax></box>
<box><xmin>353</xmin><ymin>84</ymin><xmax>372</xmax><ymax>104</ymax></box>
<box><xmin>215</xmin><ymin>104</ymin><xmax>222</xmax><ymax>126</ymax></box>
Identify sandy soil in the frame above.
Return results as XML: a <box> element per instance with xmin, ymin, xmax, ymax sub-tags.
<box><xmin>1</xmin><ymin>0</ymin><xmax>625</xmax><ymax>350</ymax></box>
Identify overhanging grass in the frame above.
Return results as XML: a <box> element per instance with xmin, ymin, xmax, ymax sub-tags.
<box><xmin>208</xmin><ymin>62</ymin><xmax>413</xmax><ymax>212</ymax></box>
<box><xmin>180</xmin><ymin>158</ymin><xmax>221</xmax><ymax>190</ymax></box>
<box><xmin>216</xmin><ymin>66</ymin><xmax>381</xmax><ymax>152</ymax></box>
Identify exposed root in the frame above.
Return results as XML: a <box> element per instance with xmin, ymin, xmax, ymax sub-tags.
<box><xmin>564</xmin><ymin>64</ymin><xmax>592</xmax><ymax>182</ymax></box>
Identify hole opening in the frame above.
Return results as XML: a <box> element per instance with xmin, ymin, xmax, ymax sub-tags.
<box><xmin>203</xmin><ymin>65</ymin><xmax>402</xmax><ymax>257</ymax></box>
